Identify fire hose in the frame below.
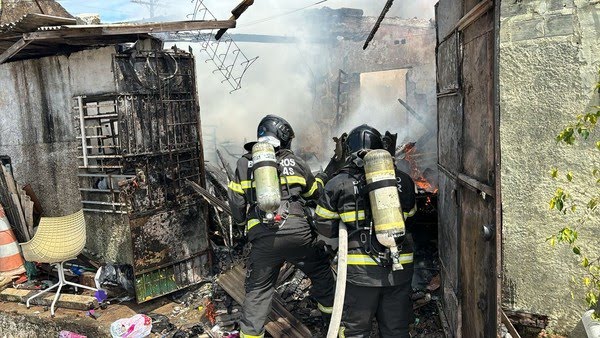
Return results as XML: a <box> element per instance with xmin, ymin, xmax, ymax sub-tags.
<box><xmin>326</xmin><ymin>222</ymin><xmax>348</xmax><ymax>338</ymax></box>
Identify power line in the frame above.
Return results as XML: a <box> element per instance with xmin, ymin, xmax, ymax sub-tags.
<box><xmin>240</xmin><ymin>0</ymin><xmax>327</xmax><ymax>27</ymax></box>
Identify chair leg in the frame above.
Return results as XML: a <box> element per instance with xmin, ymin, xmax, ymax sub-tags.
<box><xmin>50</xmin><ymin>262</ymin><xmax>69</xmax><ymax>317</ymax></box>
<box><xmin>26</xmin><ymin>282</ymin><xmax>59</xmax><ymax>308</ymax></box>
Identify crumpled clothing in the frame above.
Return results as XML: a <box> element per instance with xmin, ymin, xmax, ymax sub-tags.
<box><xmin>110</xmin><ymin>314</ymin><xmax>152</xmax><ymax>338</ymax></box>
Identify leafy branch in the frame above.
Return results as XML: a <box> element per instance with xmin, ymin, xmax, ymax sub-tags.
<box><xmin>547</xmin><ymin>70</ymin><xmax>600</xmax><ymax>318</ymax></box>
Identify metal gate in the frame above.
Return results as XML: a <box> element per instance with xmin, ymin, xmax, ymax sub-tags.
<box><xmin>435</xmin><ymin>0</ymin><xmax>501</xmax><ymax>337</ymax></box>
<box><xmin>75</xmin><ymin>49</ymin><xmax>211</xmax><ymax>302</ymax></box>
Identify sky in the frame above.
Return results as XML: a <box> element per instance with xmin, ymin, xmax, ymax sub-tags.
<box><xmin>56</xmin><ymin>0</ymin><xmax>436</xmax><ymax>26</ymax></box>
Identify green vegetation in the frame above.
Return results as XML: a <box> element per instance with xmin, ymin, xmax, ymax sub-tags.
<box><xmin>547</xmin><ymin>69</ymin><xmax>600</xmax><ymax>319</ymax></box>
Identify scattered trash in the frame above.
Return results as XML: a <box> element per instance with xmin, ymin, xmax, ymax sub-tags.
<box><xmin>109</xmin><ymin>314</ymin><xmax>152</xmax><ymax>338</ymax></box>
<box><xmin>58</xmin><ymin>331</ymin><xmax>87</xmax><ymax>338</ymax></box>
<box><xmin>94</xmin><ymin>289</ymin><xmax>108</xmax><ymax>303</ymax></box>
<box><xmin>95</xmin><ymin>264</ymin><xmax>135</xmax><ymax>295</ymax></box>
<box><xmin>86</xmin><ymin>309</ymin><xmax>99</xmax><ymax>320</ymax></box>
<box><xmin>148</xmin><ymin>313</ymin><xmax>175</xmax><ymax>334</ymax></box>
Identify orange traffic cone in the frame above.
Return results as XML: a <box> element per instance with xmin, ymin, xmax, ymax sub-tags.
<box><xmin>0</xmin><ymin>204</ymin><xmax>25</xmax><ymax>278</ymax></box>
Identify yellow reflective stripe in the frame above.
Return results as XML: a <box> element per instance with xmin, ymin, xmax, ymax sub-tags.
<box><xmin>238</xmin><ymin>176</ymin><xmax>308</xmax><ymax>191</ymax></box>
<box><xmin>339</xmin><ymin>326</ymin><xmax>346</xmax><ymax>338</ymax></box>
<box><xmin>405</xmin><ymin>205</ymin><xmax>417</xmax><ymax>218</ymax></box>
<box><xmin>315</xmin><ymin>205</ymin><xmax>339</xmax><ymax>219</ymax></box>
<box><xmin>240</xmin><ymin>331</ymin><xmax>264</xmax><ymax>338</ymax></box>
<box><xmin>301</xmin><ymin>181</ymin><xmax>318</xmax><ymax>198</ymax></box>
<box><xmin>347</xmin><ymin>254</ymin><xmax>378</xmax><ymax>266</ymax></box>
<box><xmin>247</xmin><ymin>219</ymin><xmax>260</xmax><ymax>231</ymax></box>
<box><xmin>228</xmin><ymin>181</ymin><xmax>244</xmax><ymax>194</ymax></box>
<box><xmin>339</xmin><ymin>210</ymin><xmax>366</xmax><ymax>223</ymax></box>
<box><xmin>347</xmin><ymin>253</ymin><xmax>414</xmax><ymax>265</ymax></box>
<box><xmin>281</xmin><ymin>175</ymin><xmax>306</xmax><ymax>186</ymax></box>
<box><xmin>399</xmin><ymin>253</ymin><xmax>414</xmax><ymax>264</ymax></box>
<box><xmin>374</xmin><ymin>222</ymin><xmax>405</xmax><ymax>231</ymax></box>
<box><xmin>365</xmin><ymin>169</ymin><xmax>395</xmax><ymax>180</ymax></box>
<box><xmin>316</xmin><ymin>177</ymin><xmax>324</xmax><ymax>186</ymax></box>
<box><xmin>318</xmin><ymin>302</ymin><xmax>333</xmax><ymax>314</ymax></box>
<box><xmin>240</xmin><ymin>180</ymin><xmax>254</xmax><ymax>189</ymax></box>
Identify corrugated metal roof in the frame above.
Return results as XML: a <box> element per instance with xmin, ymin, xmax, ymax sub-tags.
<box><xmin>0</xmin><ymin>13</ymin><xmax>76</xmax><ymax>34</ymax></box>
<box><xmin>0</xmin><ymin>19</ymin><xmax>236</xmax><ymax>64</ymax></box>
<box><xmin>0</xmin><ymin>0</ymin><xmax>73</xmax><ymax>26</ymax></box>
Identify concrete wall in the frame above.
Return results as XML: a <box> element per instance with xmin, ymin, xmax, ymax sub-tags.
<box><xmin>499</xmin><ymin>1</ymin><xmax>600</xmax><ymax>334</ymax></box>
<box><xmin>0</xmin><ymin>47</ymin><xmax>116</xmax><ymax>216</ymax></box>
<box><xmin>0</xmin><ymin>47</ymin><xmax>128</xmax><ymax>263</ymax></box>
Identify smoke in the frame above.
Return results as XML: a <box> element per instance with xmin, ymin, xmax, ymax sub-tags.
<box><xmin>165</xmin><ymin>0</ymin><xmax>438</xmax><ymax>168</ymax></box>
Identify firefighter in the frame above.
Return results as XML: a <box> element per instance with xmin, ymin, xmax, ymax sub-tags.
<box><xmin>315</xmin><ymin>124</ymin><xmax>417</xmax><ymax>338</ymax></box>
<box><xmin>227</xmin><ymin>114</ymin><xmax>335</xmax><ymax>338</ymax></box>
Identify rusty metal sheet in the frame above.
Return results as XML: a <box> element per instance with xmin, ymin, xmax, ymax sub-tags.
<box><xmin>438</xmin><ymin>95</ymin><xmax>463</xmax><ymax>173</ymax></box>
<box><xmin>461</xmin><ymin>19</ymin><xmax>495</xmax><ymax>187</ymax></box>
<box><xmin>435</xmin><ymin>0</ymin><xmax>463</xmax><ymax>41</ymax></box>
<box><xmin>437</xmin><ymin>33</ymin><xmax>459</xmax><ymax>93</ymax></box>
<box><xmin>459</xmin><ymin>188</ymin><xmax>496</xmax><ymax>338</ymax></box>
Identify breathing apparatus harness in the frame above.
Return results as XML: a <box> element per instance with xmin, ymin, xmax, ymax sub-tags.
<box><xmin>248</xmin><ymin>151</ymin><xmax>299</xmax><ymax>230</ymax></box>
<box><xmin>344</xmin><ymin>158</ymin><xmax>404</xmax><ymax>268</ymax></box>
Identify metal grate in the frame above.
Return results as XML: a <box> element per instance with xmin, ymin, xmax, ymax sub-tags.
<box><xmin>74</xmin><ymin>49</ymin><xmax>211</xmax><ymax>302</ymax></box>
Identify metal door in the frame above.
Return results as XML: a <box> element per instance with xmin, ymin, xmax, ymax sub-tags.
<box><xmin>435</xmin><ymin>0</ymin><xmax>501</xmax><ymax>337</ymax></box>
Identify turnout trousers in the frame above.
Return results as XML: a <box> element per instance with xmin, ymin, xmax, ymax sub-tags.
<box><xmin>340</xmin><ymin>281</ymin><xmax>413</xmax><ymax>338</ymax></box>
<box><xmin>239</xmin><ymin>218</ymin><xmax>335</xmax><ymax>337</ymax></box>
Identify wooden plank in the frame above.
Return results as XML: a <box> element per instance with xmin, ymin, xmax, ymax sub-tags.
<box><xmin>217</xmin><ymin>264</ymin><xmax>312</xmax><ymax>338</ymax></box>
<box><xmin>461</xmin><ymin>18</ymin><xmax>494</xmax><ymax>186</ymax></box>
<box><xmin>0</xmin><ymin>288</ymin><xmax>98</xmax><ymax>311</ymax></box>
<box><xmin>23</xmin><ymin>20</ymin><xmax>236</xmax><ymax>41</ymax></box>
<box><xmin>19</xmin><ymin>190</ymin><xmax>34</xmax><ymax>237</ymax></box>
<box><xmin>456</xmin><ymin>0</ymin><xmax>493</xmax><ymax>33</ymax></box>
<box><xmin>459</xmin><ymin>188</ymin><xmax>496</xmax><ymax>338</ymax></box>
<box><xmin>438</xmin><ymin>95</ymin><xmax>462</xmax><ymax>173</ymax></box>
<box><xmin>0</xmin><ymin>38</ymin><xmax>32</xmax><ymax>64</ymax></box>
<box><xmin>436</xmin><ymin>33</ymin><xmax>459</xmax><ymax>94</ymax></box>
<box><xmin>457</xmin><ymin>173</ymin><xmax>494</xmax><ymax>197</ymax></box>
<box><xmin>398</xmin><ymin>98</ymin><xmax>436</xmax><ymax>134</ymax></box>
<box><xmin>501</xmin><ymin>310</ymin><xmax>522</xmax><ymax>338</ymax></box>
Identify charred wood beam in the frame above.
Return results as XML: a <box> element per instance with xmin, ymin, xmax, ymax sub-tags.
<box><xmin>186</xmin><ymin>180</ymin><xmax>232</xmax><ymax>216</ymax></box>
<box><xmin>0</xmin><ymin>38</ymin><xmax>31</xmax><ymax>64</ymax></box>
<box><xmin>502</xmin><ymin>310</ymin><xmax>522</xmax><ymax>338</ymax></box>
<box><xmin>503</xmin><ymin>309</ymin><xmax>549</xmax><ymax>330</ymax></box>
<box><xmin>217</xmin><ymin>264</ymin><xmax>312</xmax><ymax>338</ymax></box>
<box><xmin>398</xmin><ymin>98</ymin><xmax>436</xmax><ymax>134</ymax></box>
<box><xmin>215</xmin><ymin>0</ymin><xmax>254</xmax><ymax>40</ymax></box>
<box><xmin>216</xmin><ymin>149</ymin><xmax>234</xmax><ymax>182</ymax></box>
<box><xmin>363</xmin><ymin>0</ymin><xmax>394</xmax><ymax>50</ymax></box>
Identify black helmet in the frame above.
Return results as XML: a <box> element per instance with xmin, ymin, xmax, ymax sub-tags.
<box><xmin>345</xmin><ymin>124</ymin><xmax>383</xmax><ymax>155</ymax></box>
<box><xmin>257</xmin><ymin>114</ymin><xmax>295</xmax><ymax>149</ymax></box>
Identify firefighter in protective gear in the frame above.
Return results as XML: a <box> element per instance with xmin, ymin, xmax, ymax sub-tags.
<box><xmin>315</xmin><ymin>124</ymin><xmax>417</xmax><ymax>338</ymax></box>
<box><xmin>227</xmin><ymin>114</ymin><xmax>335</xmax><ymax>338</ymax></box>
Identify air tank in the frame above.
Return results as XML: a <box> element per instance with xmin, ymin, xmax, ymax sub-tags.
<box><xmin>252</xmin><ymin>142</ymin><xmax>281</xmax><ymax>216</ymax></box>
<box><xmin>363</xmin><ymin>149</ymin><xmax>406</xmax><ymax>270</ymax></box>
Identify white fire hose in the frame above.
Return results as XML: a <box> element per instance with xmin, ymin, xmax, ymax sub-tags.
<box><xmin>327</xmin><ymin>223</ymin><xmax>348</xmax><ymax>338</ymax></box>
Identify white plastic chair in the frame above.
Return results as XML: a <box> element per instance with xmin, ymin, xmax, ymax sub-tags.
<box><xmin>19</xmin><ymin>209</ymin><xmax>98</xmax><ymax>316</ymax></box>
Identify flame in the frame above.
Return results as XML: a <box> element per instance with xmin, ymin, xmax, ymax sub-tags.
<box><xmin>401</xmin><ymin>144</ymin><xmax>438</xmax><ymax>194</ymax></box>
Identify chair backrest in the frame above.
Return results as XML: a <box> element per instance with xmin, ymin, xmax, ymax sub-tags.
<box><xmin>20</xmin><ymin>210</ymin><xmax>86</xmax><ymax>263</ymax></box>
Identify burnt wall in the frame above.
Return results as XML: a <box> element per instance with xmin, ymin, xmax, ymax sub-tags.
<box><xmin>302</xmin><ymin>8</ymin><xmax>437</xmax><ymax>154</ymax></box>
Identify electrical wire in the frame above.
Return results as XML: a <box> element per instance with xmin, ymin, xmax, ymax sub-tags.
<box><xmin>240</xmin><ymin>0</ymin><xmax>328</xmax><ymax>27</ymax></box>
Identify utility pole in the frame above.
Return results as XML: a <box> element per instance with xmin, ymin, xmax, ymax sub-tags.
<box><xmin>131</xmin><ymin>0</ymin><xmax>160</xmax><ymax>19</ymax></box>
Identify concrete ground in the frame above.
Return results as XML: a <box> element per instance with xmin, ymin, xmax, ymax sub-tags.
<box><xmin>0</xmin><ymin>290</ymin><xmax>209</xmax><ymax>338</ymax></box>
